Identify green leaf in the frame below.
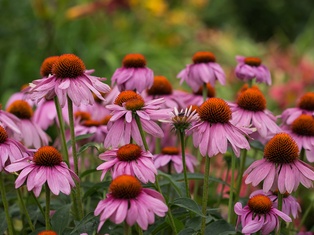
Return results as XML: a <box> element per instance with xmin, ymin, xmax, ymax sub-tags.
<box><xmin>70</xmin><ymin>212</ymin><xmax>98</xmax><ymax>234</ymax></box>
<box><xmin>80</xmin><ymin>168</ymin><xmax>98</xmax><ymax>178</ymax></box>
<box><xmin>82</xmin><ymin>181</ymin><xmax>110</xmax><ymax>200</ymax></box>
<box><xmin>172</xmin><ymin>173</ymin><xmax>230</xmax><ymax>186</ymax></box>
<box><xmin>51</xmin><ymin>204</ymin><xmax>71</xmax><ymax>234</ymax></box>
<box><xmin>66</xmin><ymin>133</ymin><xmax>94</xmax><ymax>148</ymax></box>
<box><xmin>0</xmin><ymin>212</ymin><xmax>7</xmax><ymax>235</ymax></box>
<box><xmin>205</xmin><ymin>220</ymin><xmax>236</xmax><ymax>235</ymax></box>
<box><xmin>178</xmin><ymin>228</ymin><xmax>197</xmax><ymax>235</ymax></box>
<box><xmin>158</xmin><ymin>171</ymin><xmax>183</xmax><ymax>196</ymax></box>
<box><xmin>171</xmin><ymin>197</ymin><xmax>204</xmax><ymax>217</ymax></box>
<box><xmin>250</xmin><ymin>140</ymin><xmax>264</xmax><ymax>151</ymax></box>
<box><xmin>78</xmin><ymin>142</ymin><xmax>99</xmax><ymax>155</ymax></box>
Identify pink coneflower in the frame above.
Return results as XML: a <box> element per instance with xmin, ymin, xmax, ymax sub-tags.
<box><xmin>190</xmin><ymin>98</ymin><xmax>251</xmax><ymax>157</ymax></box>
<box><xmin>7</xmin><ymin>100</ymin><xmax>50</xmax><ymax>148</ymax></box>
<box><xmin>183</xmin><ymin>83</ymin><xmax>216</xmax><ymax>107</ymax></box>
<box><xmin>6</xmin><ymin>146</ymin><xmax>79</xmax><ymax>197</ymax></box>
<box><xmin>154</xmin><ymin>146</ymin><xmax>197</xmax><ymax>173</ymax></box>
<box><xmin>282</xmin><ymin>114</ymin><xmax>314</xmax><ymax>162</ymax></box>
<box><xmin>234</xmin><ymin>194</ymin><xmax>291</xmax><ymax>234</ymax></box>
<box><xmin>0</xmin><ymin>126</ymin><xmax>30</xmax><ymax>172</ymax></box>
<box><xmin>104</xmin><ymin>91</ymin><xmax>170</xmax><ymax>148</ymax></box>
<box><xmin>94</xmin><ymin>175</ymin><xmax>168</xmax><ymax>231</ymax></box>
<box><xmin>5</xmin><ymin>84</ymin><xmax>35</xmax><ymax>109</ymax></box>
<box><xmin>111</xmin><ymin>54</ymin><xmax>154</xmax><ymax>93</ymax></box>
<box><xmin>235</xmin><ymin>56</ymin><xmax>271</xmax><ymax>85</ymax></box>
<box><xmin>143</xmin><ymin>75</ymin><xmax>186</xmax><ymax>109</ymax></box>
<box><xmin>280</xmin><ymin>92</ymin><xmax>314</xmax><ymax>125</ymax></box>
<box><xmin>28</xmin><ymin>54</ymin><xmax>111</xmax><ymax>108</ymax></box>
<box><xmin>0</xmin><ymin>108</ymin><xmax>21</xmax><ymax>136</ymax></box>
<box><xmin>244</xmin><ymin>133</ymin><xmax>314</xmax><ymax>194</ymax></box>
<box><xmin>97</xmin><ymin>144</ymin><xmax>157</xmax><ymax>183</ymax></box>
<box><xmin>177</xmin><ymin>51</ymin><xmax>226</xmax><ymax>92</ymax></box>
<box><xmin>250</xmin><ymin>190</ymin><xmax>301</xmax><ymax>219</ymax></box>
<box><xmin>229</xmin><ymin>86</ymin><xmax>281</xmax><ymax>140</ymax></box>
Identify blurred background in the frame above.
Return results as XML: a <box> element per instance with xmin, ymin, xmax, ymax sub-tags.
<box><xmin>1</xmin><ymin>0</ymin><xmax>314</xmax><ymax>111</ymax></box>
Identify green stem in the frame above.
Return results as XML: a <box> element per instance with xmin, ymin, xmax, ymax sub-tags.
<box><xmin>136</xmin><ymin>224</ymin><xmax>144</xmax><ymax>235</ymax></box>
<box><xmin>248</xmin><ymin>79</ymin><xmax>253</xmax><ymax>88</ymax></box>
<box><xmin>202</xmin><ymin>83</ymin><xmax>208</xmax><ymax>102</ymax></box>
<box><xmin>217</xmin><ymin>163</ymin><xmax>230</xmax><ymax>206</ymax></box>
<box><xmin>45</xmin><ymin>183</ymin><xmax>51</xmax><ymax>230</ymax></box>
<box><xmin>193</xmin><ymin>150</ymin><xmax>202</xmax><ymax>201</ymax></box>
<box><xmin>0</xmin><ymin>173</ymin><xmax>14</xmax><ymax>235</ymax></box>
<box><xmin>298</xmin><ymin>200</ymin><xmax>313</xmax><ymax>231</ymax></box>
<box><xmin>227</xmin><ymin>154</ymin><xmax>236</xmax><ymax>224</ymax></box>
<box><xmin>300</xmin><ymin>148</ymin><xmax>305</xmax><ymax>162</ymax></box>
<box><xmin>67</xmin><ymin>97</ymin><xmax>84</xmax><ymax>220</ymax></box>
<box><xmin>134</xmin><ymin>114</ymin><xmax>177</xmax><ymax>234</ymax></box>
<box><xmin>200</xmin><ymin>156</ymin><xmax>210</xmax><ymax>235</ymax></box>
<box><xmin>234</xmin><ymin>149</ymin><xmax>247</xmax><ymax>204</ymax></box>
<box><xmin>179</xmin><ymin>130</ymin><xmax>190</xmax><ymax>199</ymax></box>
<box><xmin>31</xmin><ymin>191</ymin><xmax>45</xmax><ymax>218</ymax></box>
<box><xmin>124</xmin><ymin>222</ymin><xmax>131</xmax><ymax>235</ymax></box>
<box><xmin>276</xmin><ymin>193</ymin><xmax>283</xmax><ymax>235</ymax></box>
<box><xmin>17</xmin><ymin>188</ymin><xmax>35</xmax><ymax>231</ymax></box>
<box><xmin>54</xmin><ymin>97</ymin><xmax>69</xmax><ymax>164</ymax></box>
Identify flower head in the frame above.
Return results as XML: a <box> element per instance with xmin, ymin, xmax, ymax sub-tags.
<box><xmin>6</xmin><ymin>146</ymin><xmax>79</xmax><ymax>197</ymax></box>
<box><xmin>94</xmin><ymin>175</ymin><xmax>168</xmax><ymax>231</ymax></box>
<box><xmin>104</xmin><ymin>91</ymin><xmax>170</xmax><ymax>148</ymax></box>
<box><xmin>97</xmin><ymin>144</ymin><xmax>157</xmax><ymax>183</ymax></box>
<box><xmin>191</xmin><ymin>98</ymin><xmax>251</xmax><ymax>157</ymax></box>
<box><xmin>244</xmin><ymin>133</ymin><xmax>314</xmax><ymax>193</ymax></box>
<box><xmin>111</xmin><ymin>53</ymin><xmax>154</xmax><ymax>93</ymax></box>
<box><xmin>183</xmin><ymin>83</ymin><xmax>216</xmax><ymax>107</ymax></box>
<box><xmin>37</xmin><ymin>231</ymin><xmax>58</xmax><ymax>235</ymax></box>
<box><xmin>229</xmin><ymin>86</ymin><xmax>281</xmax><ymax>139</ymax></box>
<box><xmin>40</xmin><ymin>56</ymin><xmax>59</xmax><ymax>77</ymax></box>
<box><xmin>154</xmin><ymin>146</ymin><xmax>197</xmax><ymax>173</ymax></box>
<box><xmin>177</xmin><ymin>51</ymin><xmax>226</xmax><ymax>92</ymax></box>
<box><xmin>235</xmin><ymin>56</ymin><xmax>271</xmax><ymax>85</ymax></box>
<box><xmin>235</xmin><ymin>194</ymin><xmax>291</xmax><ymax>235</ymax></box>
<box><xmin>28</xmin><ymin>54</ymin><xmax>111</xmax><ymax>108</ymax></box>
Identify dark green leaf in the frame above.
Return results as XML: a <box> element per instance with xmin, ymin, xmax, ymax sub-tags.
<box><xmin>70</xmin><ymin>212</ymin><xmax>99</xmax><ymax>235</ymax></box>
<box><xmin>66</xmin><ymin>133</ymin><xmax>94</xmax><ymax>148</ymax></box>
<box><xmin>80</xmin><ymin>168</ymin><xmax>98</xmax><ymax>178</ymax></box>
<box><xmin>82</xmin><ymin>181</ymin><xmax>110</xmax><ymax>200</ymax></box>
<box><xmin>157</xmin><ymin>171</ymin><xmax>183</xmax><ymax>196</ymax></box>
<box><xmin>51</xmin><ymin>204</ymin><xmax>71</xmax><ymax>234</ymax></box>
<box><xmin>178</xmin><ymin>228</ymin><xmax>197</xmax><ymax>235</ymax></box>
<box><xmin>250</xmin><ymin>140</ymin><xmax>264</xmax><ymax>151</ymax></box>
<box><xmin>171</xmin><ymin>197</ymin><xmax>204</xmax><ymax>217</ymax></box>
<box><xmin>78</xmin><ymin>142</ymin><xmax>100</xmax><ymax>155</ymax></box>
<box><xmin>205</xmin><ymin>220</ymin><xmax>235</xmax><ymax>235</ymax></box>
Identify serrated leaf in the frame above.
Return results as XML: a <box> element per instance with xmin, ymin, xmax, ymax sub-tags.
<box><xmin>171</xmin><ymin>197</ymin><xmax>204</xmax><ymax>217</ymax></box>
<box><xmin>205</xmin><ymin>220</ymin><xmax>235</xmax><ymax>235</ymax></box>
<box><xmin>51</xmin><ymin>204</ymin><xmax>71</xmax><ymax>234</ymax></box>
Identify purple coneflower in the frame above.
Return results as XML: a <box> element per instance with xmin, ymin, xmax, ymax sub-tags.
<box><xmin>244</xmin><ymin>133</ymin><xmax>314</xmax><ymax>194</ymax></box>
<box><xmin>143</xmin><ymin>75</ymin><xmax>186</xmax><ymax>109</ymax></box>
<box><xmin>154</xmin><ymin>146</ymin><xmax>197</xmax><ymax>173</ymax></box>
<box><xmin>6</xmin><ymin>146</ymin><xmax>79</xmax><ymax>197</ymax></box>
<box><xmin>7</xmin><ymin>100</ymin><xmax>50</xmax><ymax>148</ymax></box>
<box><xmin>183</xmin><ymin>83</ymin><xmax>216</xmax><ymax>107</ymax></box>
<box><xmin>250</xmin><ymin>190</ymin><xmax>301</xmax><ymax>219</ymax></box>
<box><xmin>28</xmin><ymin>54</ymin><xmax>111</xmax><ymax>108</ymax></box>
<box><xmin>235</xmin><ymin>56</ymin><xmax>271</xmax><ymax>85</ymax></box>
<box><xmin>0</xmin><ymin>107</ymin><xmax>21</xmax><ymax>136</ymax></box>
<box><xmin>190</xmin><ymin>97</ymin><xmax>251</xmax><ymax>157</ymax></box>
<box><xmin>280</xmin><ymin>92</ymin><xmax>314</xmax><ymax>125</ymax></box>
<box><xmin>0</xmin><ymin>125</ymin><xmax>30</xmax><ymax>172</ymax></box>
<box><xmin>104</xmin><ymin>91</ymin><xmax>170</xmax><ymax>148</ymax></box>
<box><xmin>229</xmin><ymin>86</ymin><xmax>281</xmax><ymax>140</ymax></box>
<box><xmin>177</xmin><ymin>51</ymin><xmax>226</xmax><ymax>92</ymax></box>
<box><xmin>282</xmin><ymin>114</ymin><xmax>314</xmax><ymax>162</ymax></box>
<box><xmin>94</xmin><ymin>175</ymin><xmax>168</xmax><ymax>231</ymax></box>
<box><xmin>111</xmin><ymin>53</ymin><xmax>154</xmax><ymax>93</ymax></box>
<box><xmin>97</xmin><ymin>143</ymin><xmax>157</xmax><ymax>183</ymax></box>
<box><xmin>234</xmin><ymin>194</ymin><xmax>291</xmax><ymax>234</ymax></box>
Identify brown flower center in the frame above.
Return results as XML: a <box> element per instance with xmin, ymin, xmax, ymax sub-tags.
<box><xmin>125</xmin><ymin>98</ymin><xmax>145</xmax><ymax>111</ymax></box>
<box><xmin>272</xmin><ymin>190</ymin><xmax>290</xmax><ymax>198</ymax></box>
<box><xmin>40</xmin><ymin>56</ymin><xmax>59</xmax><ymax>77</ymax></box>
<box><xmin>248</xmin><ymin>195</ymin><xmax>272</xmax><ymax>214</ymax></box>
<box><xmin>0</xmin><ymin>126</ymin><xmax>8</xmax><ymax>143</ymax></box>
<box><xmin>264</xmin><ymin>133</ymin><xmax>299</xmax><ymax>164</ymax></box>
<box><xmin>291</xmin><ymin>114</ymin><xmax>314</xmax><ymax>136</ymax></box>
<box><xmin>114</xmin><ymin>91</ymin><xmax>142</xmax><ymax>106</ymax></box>
<box><xmin>52</xmin><ymin>54</ymin><xmax>86</xmax><ymax>78</ymax></box>
<box><xmin>237</xmin><ymin>87</ymin><xmax>266</xmax><ymax>112</ymax></box>
<box><xmin>82</xmin><ymin>119</ymin><xmax>102</xmax><ymax>127</ymax></box>
<box><xmin>244</xmin><ymin>57</ymin><xmax>262</xmax><ymax>66</ymax></box>
<box><xmin>198</xmin><ymin>98</ymin><xmax>231</xmax><ymax>123</ymax></box>
<box><xmin>147</xmin><ymin>76</ymin><xmax>173</xmax><ymax>95</ymax></box>
<box><xmin>161</xmin><ymin>146</ymin><xmax>180</xmax><ymax>155</ymax></box>
<box><xmin>110</xmin><ymin>175</ymin><xmax>142</xmax><ymax>199</ymax></box>
<box><xmin>192</xmin><ymin>51</ymin><xmax>216</xmax><ymax>64</ymax></box>
<box><xmin>33</xmin><ymin>146</ymin><xmax>63</xmax><ymax>166</ymax></box>
<box><xmin>122</xmin><ymin>54</ymin><xmax>146</xmax><ymax>68</ymax></box>
<box><xmin>37</xmin><ymin>231</ymin><xmax>58</xmax><ymax>235</ymax></box>
<box><xmin>194</xmin><ymin>83</ymin><xmax>216</xmax><ymax>98</ymax></box>
<box><xmin>74</xmin><ymin>111</ymin><xmax>92</xmax><ymax>122</ymax></box>
<box><xmin>298</xmin><ymin>92</ymin><xmax>314</xmax><ymax>111</ymax></box>
<box><xmin>117</xmin><ymin>144</ymin><xmax>142</xmax><ymax>161</ymax></box>
<box><xmin>101</xmin><ymin>115</ymin><xmax>112</xmax><ymax>125</ymax></box>
<box><xmin>7</xmin><ymin>100</ymin><xmax>33</xmax><ymax>119</ymax></box>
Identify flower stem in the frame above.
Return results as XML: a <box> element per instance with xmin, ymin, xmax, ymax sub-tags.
<box><xmin>202</xmin><ymin>83</ymin><xmax>208</xmax><ymax>102</ymax></box>
<box><xmin>234</xmin><ymin>149</ymin><xmax>247</xmax><ymax>205</ymax></box>
<box><xmin>179</xmin><ymin>130</ymin><xmax>190</xmax><ymax>199</ymax></box>
<box><xmin>0</xmin><ymin>173</ymin><xmax>14</xmax><ymax>235</ymax></box>
<box><xmin>17</xmin><ymin>188</ymin><xmax>35</xmax><ymax>231</ymax></box>
<box><xmin>298</xmin><ymin>200</ymin><xmax>313</xmax><ymax>231</ymax></box>
<box><xmin>227</xmin><ymin>153</ymin><xmax>236</xmax><ymax>224</ymax></box>
<box><xmin>276</xmin><ymin>193</ymin><xmax>283</xmax><ymax>235</ymax></box>
<box><xmin>200</xmin><ymin>156</ymin><xmax>210</xmax><ymax>235</ymax></box>
<box><xmin>67</xmin><ymin>97</ymin><xmax>84</xmax><ymax>220</ymax></box>
<box><xmin>54</xmin><ymin>97</ymin><xmax>69</xmax><ymax>164</ymax></box>
<box><xmin>124</xmin><ymin>222</ymin><xmax>131</xmax><ymax>235</ymax></box>
<box><xmin>134</xmin><ymin>114</ymin><xmax>177</xmax><ymax>234</ymax></box>
<box><xmin>45</xmin><ymin>183</ymin><xmax>51</xmax><ymax>230</ymax></box>
<box><xmin>31</xmin><ymin>191</ymin><xmax>45</xmax><ymax>218</ymax></box>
